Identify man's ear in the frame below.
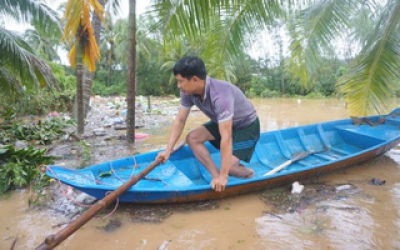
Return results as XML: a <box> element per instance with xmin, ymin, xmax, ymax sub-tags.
<box><xmin>192</xmin><ymin>76</ymin><xmax>200</xmax><ymax>82</ymax></box>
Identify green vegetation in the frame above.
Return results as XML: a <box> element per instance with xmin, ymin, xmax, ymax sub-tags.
<box><xmin>77</xmin><ymin>140</ymin><xmax>92</xmax><ymax>169</ymax></box>
<box><xmin>0</xmin><ymin>113</ymin><xmax>74</xmax><ymax>196</ymax></box>
<box><xmin>0</xmin><ymin>118</ymin><xmax>75</xmax><ymax>146</ymax></box>
<box><xmin>0</xmin><ymin>145</ymin><xmax>54</xmax><ymax>194</ymax></box>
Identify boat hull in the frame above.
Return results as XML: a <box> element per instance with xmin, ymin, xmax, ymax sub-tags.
<box><xmin>46</xmin><ymin>109</ymin><xmax>400</xmax><ymax>204</ymax></box>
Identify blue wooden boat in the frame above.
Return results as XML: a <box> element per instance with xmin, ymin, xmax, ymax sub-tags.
<box><xmin>46</xmin><ymin>108</ymin><xmax>400</xmax><ymax>204</ymax></box>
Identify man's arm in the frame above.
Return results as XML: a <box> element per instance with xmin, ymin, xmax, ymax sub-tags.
<box><xmin>156</xmin><ymin>107</ymin><xmax>190</xmax><ymax>162</ymax></box>
<box><xmin>210</xmin><ymin>119</ymin><xmax>232</xmax><ymax>192</ymax></box>
<box><xmin>166</xmin><ymin>107</ymin><xmax>190</xmax><ymax>152</ymax></box>
<box><xmin>218</xmin><ymin>119</ymin><xmax>233</xmax><ymax>178</ymax></box>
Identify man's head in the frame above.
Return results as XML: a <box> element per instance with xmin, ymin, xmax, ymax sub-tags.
<box><xmin>173</xmin><ymin>56</ymin><xmax>207</xmax><ymax>80</ymax></box>
<box><xmin>174</xmin><ymin>56</ymin><xmax>207</xmax><ymax>95</ymax></box>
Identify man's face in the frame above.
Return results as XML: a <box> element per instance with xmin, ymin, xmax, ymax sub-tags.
<box><xmin>176</xmin><ymin>74</ymin><xmax>195</xmax><ymax>94</ymax></box>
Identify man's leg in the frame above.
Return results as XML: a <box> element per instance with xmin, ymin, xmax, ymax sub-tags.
<box><xmin>229</xmin><ymin>117</ymin><xmax>260</xmax><ymax>178</ymax></box>
<box><xmin>187</xmin><ymin>126</ymin><xmax>254</xmax><ymax>179</ymax></box>
<box><xmin>229</xmin><ymin>156</ymin><xmax>254</xmax><ymax>178</ymax></box>
<box><xmin>186</xmin><ymin>126</ymin><xmax>220</xmax><ymax>178</ymax></box>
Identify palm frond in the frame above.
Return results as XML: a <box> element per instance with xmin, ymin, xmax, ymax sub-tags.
<box><xmin>337</xmin><ymin>0</ymin><xmax>400</xmax><ymax>115</ymax></box>
<box><xmin>1</xmin><ymin>0</ymin><xmax>61</xmax><ymax>34</ymax></box>
<box><xmin>62</xmin><ymin>0</ymin><xmax>105</xmax><ymax>71</ymax></box>
<box><xmin>0</xmin><ymin>67</ymin><xmax>22</xmax><ymax>98</ymax></box>
<box><xmin>287</xmin><ymin>0</ymin><xmax>355</xmax><ymax>84</ymax></box>
<box><xmin>149</xmin><ymin>0</ymin><xmax>283</xmax><ymax>82</ymax></box>
<box><xmin>0</xmin><ymin>27</ymin><xmax>57</xmax><ymax>93</ymax></box>
<box><xmin>23</xmin><ymin>29</ymin><xmax>60</xmax><ymax>61</ymax></box>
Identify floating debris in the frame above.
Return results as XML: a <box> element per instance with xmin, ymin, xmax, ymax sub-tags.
<box><xmin>335</xmin><ymin>184</ymin><xmax>352</xmax><ymax>192</ymax></box>
<box><xmin>370</xmin><ymin>178</ymin><xmax>386</xmax><ymax>185</ymax></box>
<box><xmin>291</xmin><ymin>181</ymin><xmax>304</xmax><ymax>194</ymax></box>
<box><xmin>124</xmin><ymin>200</ymin><xmax>220</xmax><ymax>223</ymax></box>
<box><xmin>260</xmin><ymin>181</ymin><xmax>362</xmax><ymax>213</ymax></box>
<box><xmin>99</xmin><ymin>218</ymin><xmax>122</xmax><ymax>232</ymax></box>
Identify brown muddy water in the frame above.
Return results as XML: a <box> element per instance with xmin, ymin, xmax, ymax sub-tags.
<box><xmin>1</xmin><ymin>98</ymin><xmax>400</xmax><ymax>250</ymax></box>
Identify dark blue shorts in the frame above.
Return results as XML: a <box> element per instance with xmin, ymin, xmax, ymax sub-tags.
<box><xmin>203</xmin><ymin>117</ymin><xmax>260</xmax><ymax>162</ymax></box>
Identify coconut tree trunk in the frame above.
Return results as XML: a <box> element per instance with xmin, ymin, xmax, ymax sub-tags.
<box><xmin>76</xmin><ymin>42</ymin><xmax>85</xmax><ymax>134</ymax></box>
<box><xmin>126</xmin><ymin>0</ymin><xmax>136</xmax><ymax>143</ymax></box>
<box><xmin>107</xmin><ymin>37</ymin><xmax>115</xmax><ymax>87</ymax></box>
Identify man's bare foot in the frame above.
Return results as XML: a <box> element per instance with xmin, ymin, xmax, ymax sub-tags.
<box><xmin>229</xmin><ymin>165</ymin><xmax>254</xmax><ymax>178</ymax></box>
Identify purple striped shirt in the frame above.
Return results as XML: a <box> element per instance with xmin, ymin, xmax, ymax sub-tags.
<box><xmin>180</xmin><ymin>76</ymin><xmax>257</xmax><ymax>129</ymax></box>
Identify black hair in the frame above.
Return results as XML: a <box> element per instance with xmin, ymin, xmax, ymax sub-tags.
<box><xmin>173</xmin><ymin>56</ymin><xmax>207</xmax><ymax>80</ymax></box>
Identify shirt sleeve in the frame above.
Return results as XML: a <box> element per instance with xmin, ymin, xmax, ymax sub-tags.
<box><xmin>180</xmin><ymin>92</ymin><xmax>193</xmax><ymax>109</ymax></box>
<box><xmin>214</xmin><ymin>89</ymin><xmax>234</xmax><ymax>123</ymax></box>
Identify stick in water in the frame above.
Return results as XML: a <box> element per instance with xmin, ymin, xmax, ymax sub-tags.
<box><xmin>35</xmin><ymin>141</ymin><xmax>186</xmax><ymax>250</ymax></box>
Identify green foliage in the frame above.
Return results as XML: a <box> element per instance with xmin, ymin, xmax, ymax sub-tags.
<box><xmin>78</xmin><ymin>140</ymin><xmax>91</xmax><ymax>169</ymax></box>
<box><xmin>92</xmin><ymin>80</ymin><xmax>127</xmax><ymax>96</ymax></box>
<box><xmin>92</xmin><ymin>53</ymin><xmax>179</xmax><ymax>97</ymax></box>
<box><xmin>304</xmin><ymin>91</ymin><xmax>325</xmax><ymax>99</ymax></box>
<box><xmin>0</xmin><ymin>144</ymin><xmax>54</xmax><ymax>194</ymax></box>
<box><xmin>1</xmin><ymin>0</ymin><xmax>61</xmax><ymax>100</ymax></box>
<box><xmin>28</xmin><ymin>171</ymin><xmax>52</xmax><ymax>207</ymax></box>
<box><xmin>260</xmin><ymin>89</ymin><xmax>281</xmax><ymax>98</ymax></box>
<box><xmin>0</xmin><ymin>63</ymin><xmax>76</xmax><ymax>116</ymax></box>
<box><xmin>0</xmin><ymin>117</ymin><xmax>75</xmax><ymax>145</ymax></box>
<box><xmin>46</xmin><ymin>63</ymin><xmax>76</xmax><ymax>112</ymax></box>
<box><xmin>0</xmin><ymin>106</ymin><xmax>17</xmax><ymax>124</ymax></box>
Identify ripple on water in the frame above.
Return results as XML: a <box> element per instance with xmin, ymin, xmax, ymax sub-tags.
<box><xmin>4</xmin><ymin>190</ymin><xmax>75</xmax><ymax>249</ymax></box>
<box><xmin>256</xmin><ymin>198</ymin><xmax>379</xmax><ymax>250</ymax></box>
<box><xmin>391</xmin><ymin>183</ymin><xmax>400</xmax><ymax>249</ymax></box>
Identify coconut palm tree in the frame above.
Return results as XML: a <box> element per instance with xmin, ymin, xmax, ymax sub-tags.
<box><xmin>149</xmin><ymin>0</ymin><xmax>400</xmax><ymax>116</ymax></box>
<box><xmin>98</xmin><ymin>18</ymin><xmax>116</xmax><ymax>87</ymax></box>
<box><xmin>126</xmin><ymin>0</ymin><xmax>137</xmax><ymax>143</ymax></box>
<box><xmin>113</xmin><ymin>18</ymin><xmax>152</xmax><ymax>66</ymax></box>
<box><xmin>62</xmin><ymin>0</ymin><xmax>105</xmax><ymax>134</ymax></box>
<box><xmin>0</xmin><ymin>0</ymin><xmax>61</xmax><ymax>100</ymax></box>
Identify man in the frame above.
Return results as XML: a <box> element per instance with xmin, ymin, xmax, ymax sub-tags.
<box><xmin>156</xmin><ymin>56</ymin><xmax>260</xmax><ymax>192</ymax></box>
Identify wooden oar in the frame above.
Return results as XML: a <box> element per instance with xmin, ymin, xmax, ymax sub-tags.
<box><xmin>35</xmin><ymin>140</ymin><xmax>186</xmax><ymax>250</ymax></box>
<box><xmin>263</xmin><ymin>151</ymin><xmax>312</xmax><ymax>176</ymax></box>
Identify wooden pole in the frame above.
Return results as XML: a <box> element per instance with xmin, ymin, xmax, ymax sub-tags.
<box><xmin>35</xmin><ymin>159</ymin><xmax>161</xmax><ymax>250</ymax></box>
<box><xmin>35</xmin><ymin>140</ymin><xmax>187</xmax><ymax>249</ymax></box>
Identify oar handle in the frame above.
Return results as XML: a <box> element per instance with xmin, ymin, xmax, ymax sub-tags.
<box><xmin>35</xmin><ymin>159</ymin><xmax>162</xmax><ymax>250</ymax></box>
<box><xmin>263</xmin><ymin>151</ymin><xmax>312</xmax><ymax>176</ymax></box>
<box><xmin>263</xmin><ymin>160</ymin><xmax>292</xmax><ymax>176</ymax></box>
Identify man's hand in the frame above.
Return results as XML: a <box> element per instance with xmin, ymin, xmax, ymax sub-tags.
<box><xmin>211</xmin><ymin>175</ymin><xmax>228</xmax><ymax>192</ymax></box>
<box><xmin>156</xmin><ymin>151</ymin><xmax>170</xmax><ymax>163</ymax></box>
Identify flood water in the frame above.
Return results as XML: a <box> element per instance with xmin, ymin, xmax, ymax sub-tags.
<box><xmin>1</xmin><ymin>98</ymin><xmax>400</xmax><ymax>250</ymax></box>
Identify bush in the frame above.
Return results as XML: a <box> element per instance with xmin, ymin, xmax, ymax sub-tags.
<box><xmin>260</xmin><ymin>89</ymin><xmax>281</xmax><ymax>98</ymax></box>
<box><xmin>92</xmin><ymin>81</ymin><xmax>127</xmax><ymax>96</ymax></box>
<box><xmin>0</xmin><ymin>145</ymin><xmax>54</xmax><ymax>194</ymax></box>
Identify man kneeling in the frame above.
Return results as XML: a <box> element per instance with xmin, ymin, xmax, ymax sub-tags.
<box><xmin>156</xmin><ymin>56</ymin><xmax>260</xmax><ymax>192</ymax></box>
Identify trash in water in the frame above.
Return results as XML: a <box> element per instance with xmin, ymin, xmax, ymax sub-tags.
<box><xmin>335</xmin><ymin>184</ymin><xmax>352</xmax><ymax>192</ymax></box>
<box><xmin>113</xmin><ymin>117</ymin><xmax>124</xmax><ymax>125</ymax></box>
<box><xmin>291</xmin><ymin>181</ymin><xmax>304</xmax><ymax>194</ymax></box>
<box><xmin>370</xmin><ymin>178</ymin><xmax>386</xmax><ymax>185</ymax></box>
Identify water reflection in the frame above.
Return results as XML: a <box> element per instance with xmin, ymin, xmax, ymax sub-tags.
<box><xmin>0</xmin><ymin>190</ymin><xmax>69</xmax><ymax>249</ymax></box>
<box><xmin>391</xmin><ymin>183</ymin><xmax>400</xmax><ymax>248</ymax></box>
<box><xmin>256</xmin><ymin>150</ymin><xmax>400</xmax><ymax>250</ymax></box>
<box><xmin>256</xmin><ymin>197</ymin><xmax>383</xmax><ymax>249</ymax></box>
<box><xmin>322</xmin><ymin>199</ymin><xmax>375</xmax><ymax>250</ymax></box>
<box><xmin>256</xmin><ymin>212</ymin><xmax>317</xmax><ymax>249</ymax></box>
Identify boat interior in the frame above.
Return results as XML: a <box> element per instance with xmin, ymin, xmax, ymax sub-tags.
<box><xmin>50</xmin><ymin>113</ymin><xmax>400</xmax><ymax>190</ymax></box>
